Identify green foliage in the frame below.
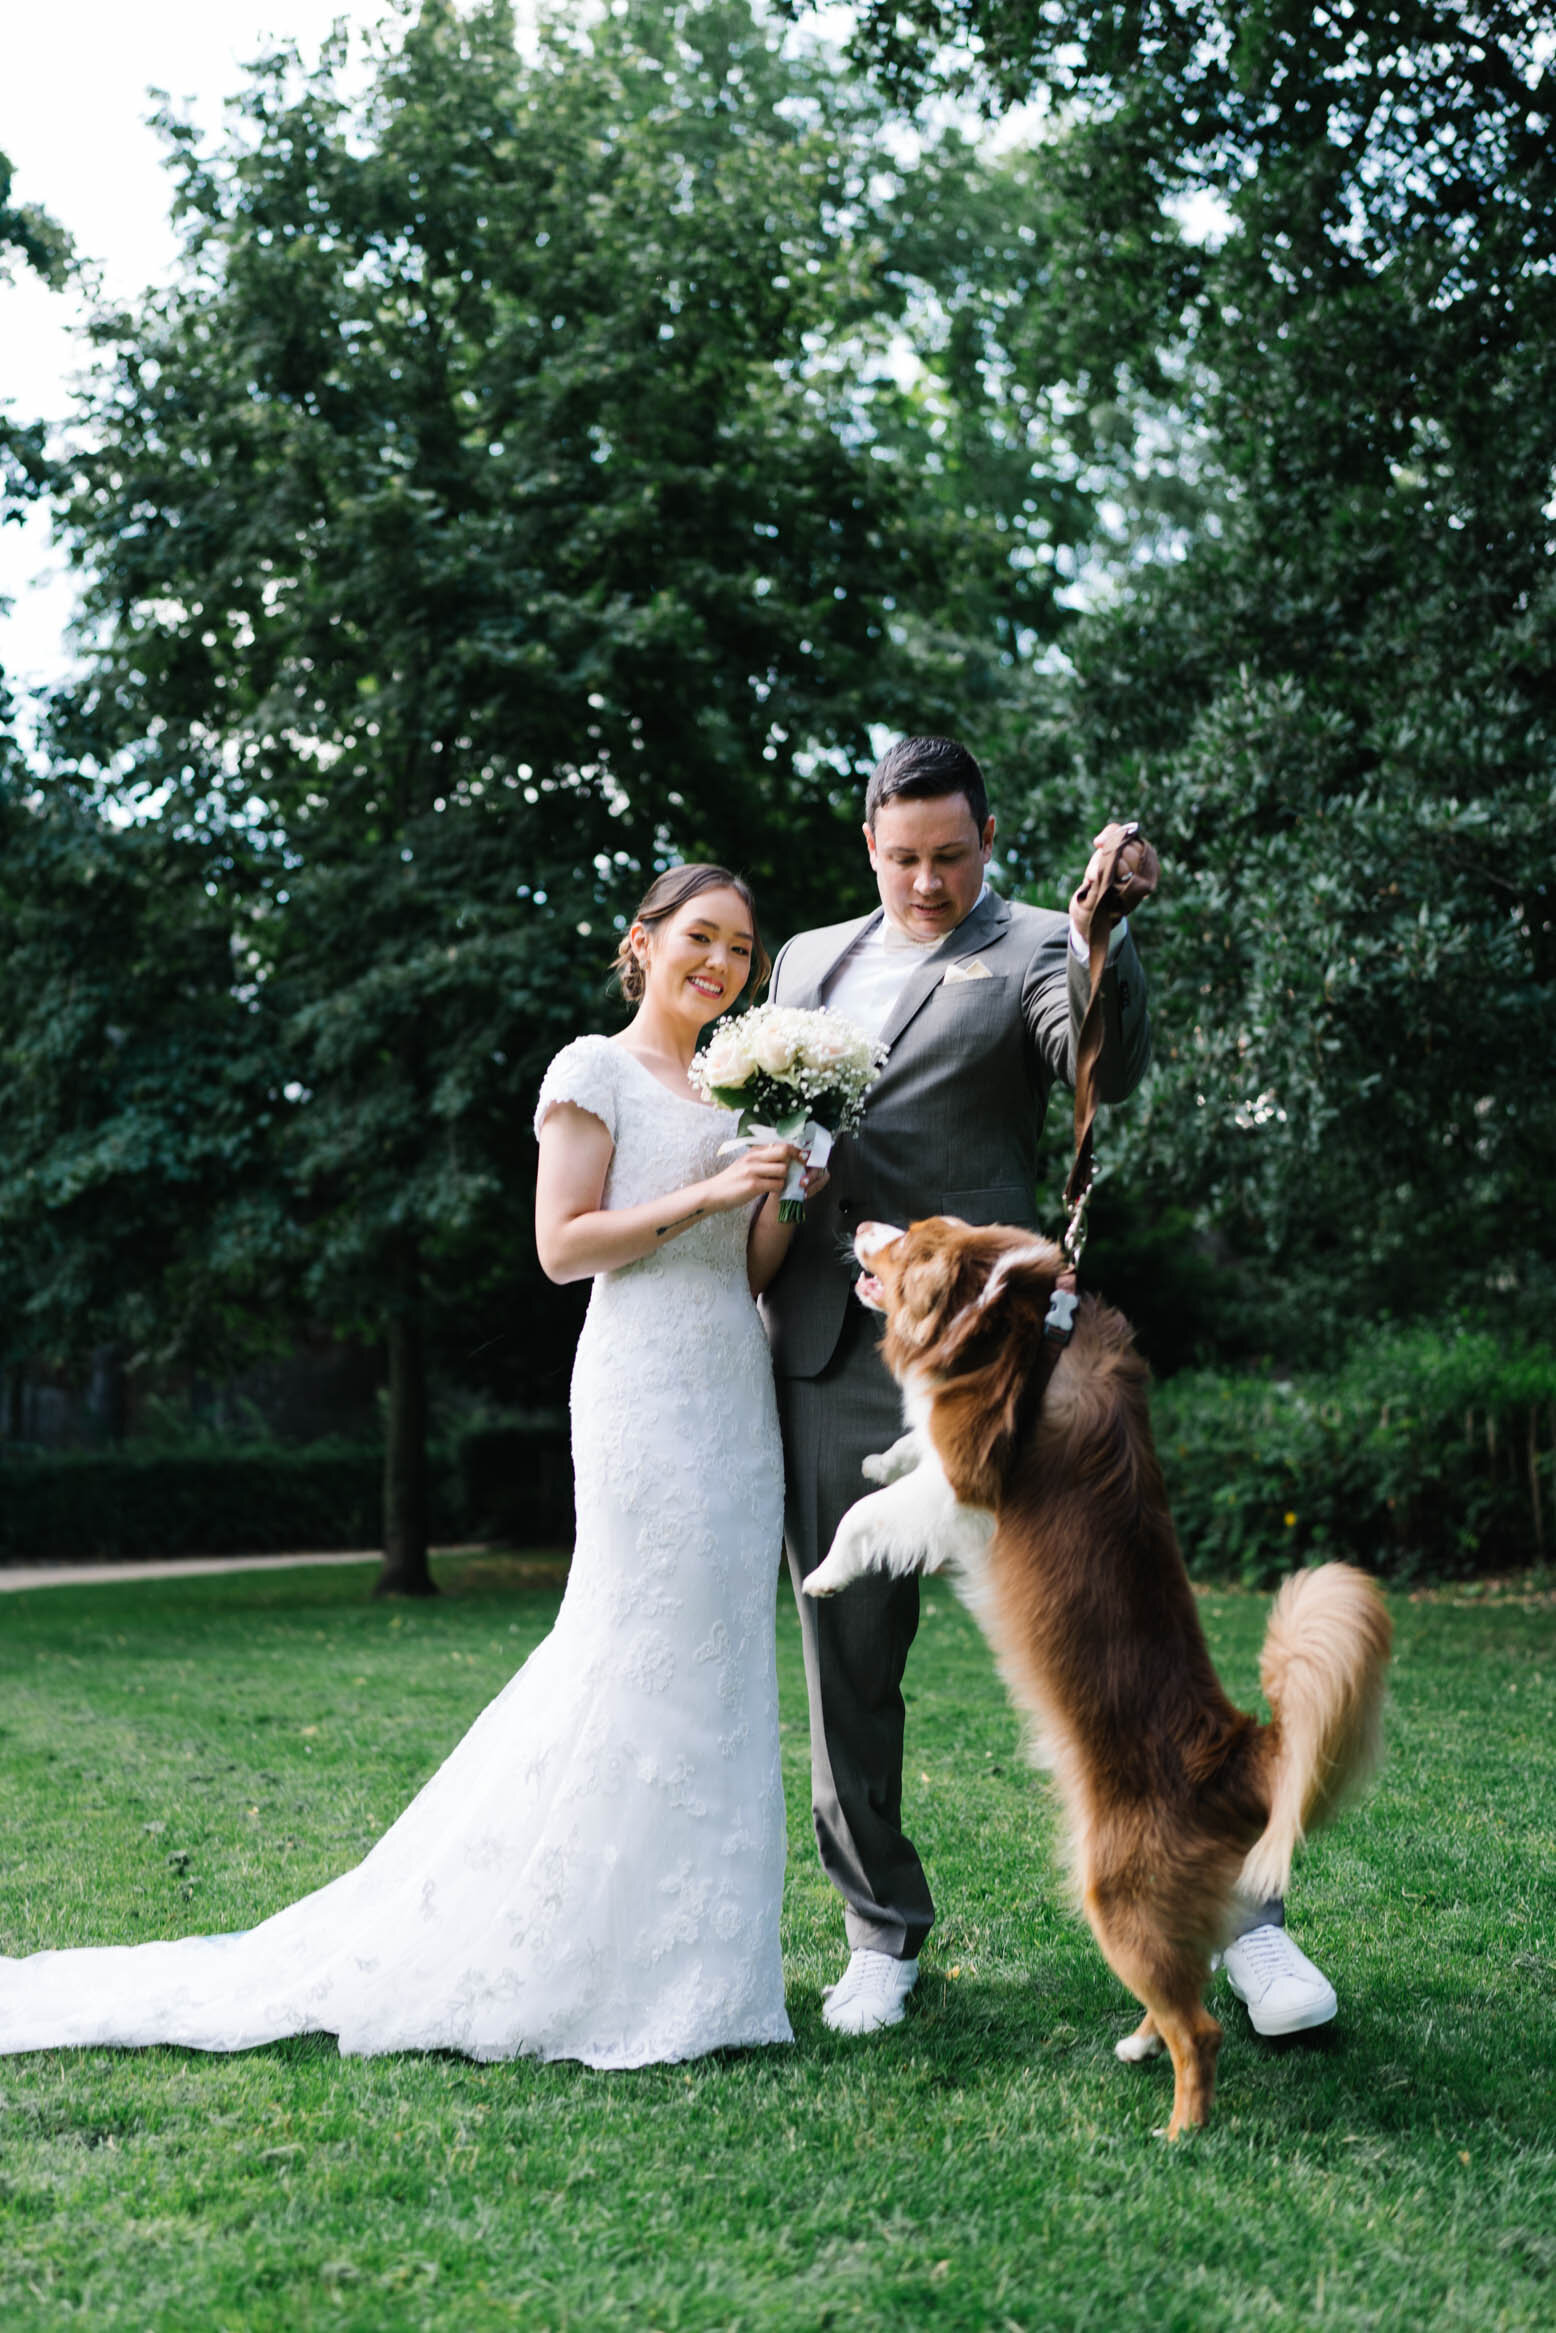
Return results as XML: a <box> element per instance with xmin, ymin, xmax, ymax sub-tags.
<box><xmin>838</xmin><ymin>0</ymin><xmax>1556</xmax><ymax>1348</ymax></box>
<box><xmin>1060</xmin><ymin>666</ymin><xmax>1556</xmax><ymax>1346</ymax></box>
<box><xmin>0</xmin><ymin>150</ymin><xmax>72</xmax><ymax>293</ymax></box>
<box><xmin>0</xmin><ymin>148</ymin><xmax>73</xmax><ymax>513</ymax></box>
<box><xmin>18</xmin><ymin>0</ymin><xmax>1133</xmax><ymax>1578</ymax></box>
<box><xmin>0</xmin><ymin>777</ymin><xmax>289</xmax><ymax>1375</ymax></box>
<box><xmin>1155</xmin><ymin>1324</ymin><xmax>1556</xmax><ymax>1586</ymax></box>
<box><xmin>2</xmin><ymin>1566</ymin><xmax>1554</xmax><ymax>2329</ymax></box>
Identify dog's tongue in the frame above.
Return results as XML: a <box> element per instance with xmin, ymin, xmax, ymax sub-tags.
<box><xmin>855</xmin><ymin>1271</ymin><xmax>885</xmax><ymax>1307</ymax></box>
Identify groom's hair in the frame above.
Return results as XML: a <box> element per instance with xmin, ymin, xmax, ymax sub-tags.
<box><xmin>866</xmin><ymin>736</ymin><xmax>988</xmax><ymax>832</ymax></box>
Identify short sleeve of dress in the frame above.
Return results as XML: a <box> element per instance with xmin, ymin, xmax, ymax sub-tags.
<box><xmin>534</xmin><ymin>1036</ymin><xmax>619</xmax><ymax>1143</ymax></box>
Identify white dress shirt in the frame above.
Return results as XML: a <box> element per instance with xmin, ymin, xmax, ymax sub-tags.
<box><xmin>823</xmin><ymin>887</ymin><xmax>1125</xmax><ymax>1041</ymax></box>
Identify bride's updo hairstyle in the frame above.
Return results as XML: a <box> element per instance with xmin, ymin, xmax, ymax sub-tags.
<box><xmin>613</xmin><ymin>864</ymin><xmax>771</xmax><ymax>1004</ymax></box>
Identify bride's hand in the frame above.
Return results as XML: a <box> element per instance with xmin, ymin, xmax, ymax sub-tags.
<box><xmin>705</xmin><ymin>1142</ymin><xmax>802</xmax><ymax>1210</ymax></box>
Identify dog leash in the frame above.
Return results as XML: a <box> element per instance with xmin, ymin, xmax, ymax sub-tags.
<box><xmin>1060</xmin><ymin>820</ymin><xmax>1160</xmax><ymax>1272</ymax></box>
<box><xmin>1006</xmin><ymin>824</ymin><xmax>1159</xmax><ymax>1461</ymax></box>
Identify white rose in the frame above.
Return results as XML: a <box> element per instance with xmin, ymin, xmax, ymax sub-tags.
<box><xmin>703</xmin><ymin>1029</ymin><xmax>753</xmax><ymax>1087</ymax></box>
<box><xmin>802</xmin><ymin>1024</ymin><xmax>852</xmax><ymax>1070</ymax></box>
<box><xmin>750</xmin><ymin>1023</ymin><xmax>798</xmax><ymax>1076</ymax></box>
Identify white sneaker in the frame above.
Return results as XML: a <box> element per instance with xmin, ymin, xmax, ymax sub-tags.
<box><xmin>1221</xmin><ymin>1923</ymin><xmax>1338</xmax><ymax>2036</ymax></box>
<box><xmin>821</xmin><ymin>1948</ymin><xmax>919</xmax><ymax>2035</ymax></box>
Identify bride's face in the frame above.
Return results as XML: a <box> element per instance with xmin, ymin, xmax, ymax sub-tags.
<box><xmin>635</xmin><ymin>887</ymin><xmax>755</xmax><ymax>1024</ymax></box>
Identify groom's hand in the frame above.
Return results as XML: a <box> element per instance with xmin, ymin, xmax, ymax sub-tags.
<box><xmin>1069</xmin><ymin>819</ymin><xmax>1158</xmax><ymax>947</ymax></box>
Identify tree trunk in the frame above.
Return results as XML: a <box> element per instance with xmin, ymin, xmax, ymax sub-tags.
<box><xmin>90</xmin><ymin>1343</ymin><xmax>130</xmax><ymax>1443</ymax></box>
<box><xmin>375</xmin><ymin>1232</ymin><xmax>436</xmax><ymax>1598</ymax></box>
<box><xmin>1530</xmin><ymin>1406</ymin><xmax>1545</xmax><ymax>1559</ymax></box>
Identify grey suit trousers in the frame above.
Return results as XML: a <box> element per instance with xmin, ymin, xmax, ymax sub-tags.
<box><xmin>775</xmin><ymin>1299</ymin><xmax>936</xmax><ymax>1960</ymax></box>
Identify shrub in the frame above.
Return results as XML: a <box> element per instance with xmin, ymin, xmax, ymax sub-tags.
<box><xmin>454</xmin><ymin>1416</ymin><xmax>573</xmax><ymax>1548</ymax></box>
<box><xmin>0</xmin><ymin>1442</ymin><xmax>385</xmax><ymax>1562</ymax></box>
<box><xmin>0</xmin><ymin>1418</ymin><xmax>575</xmax><ymax>1565</ymax></box>
<box><xmin>1154</xmin><ymin>1325</ymin><xmax>1556</xmax><ymax>1584</ymax></box>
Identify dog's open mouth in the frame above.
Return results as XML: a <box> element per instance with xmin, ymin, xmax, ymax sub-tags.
<box><xmin>852</xmin><ymin>1220</ymin><xmax>904</xmax><ymax>1314</ymax></box>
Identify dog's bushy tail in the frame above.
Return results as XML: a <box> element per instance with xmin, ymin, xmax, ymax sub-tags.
<box><xmin>1239</xmin><ymin>1563</ymin><xmax>1392</xmax><ymax>1905</ymax></box>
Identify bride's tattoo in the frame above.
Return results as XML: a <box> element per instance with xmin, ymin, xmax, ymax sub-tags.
<box><xmin>656</xmin><ymin>1205</ymin><xmax>706</xmax><ymax>1238</ymax></box>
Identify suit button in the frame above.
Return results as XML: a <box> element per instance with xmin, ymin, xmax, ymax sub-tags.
<box><xmin>839</xmin><ymin>1199</ymin><xmax>858</xmax><ymax>1221</ymax></box>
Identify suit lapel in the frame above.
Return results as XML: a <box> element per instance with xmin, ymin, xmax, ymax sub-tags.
<box><xmin>788</xmin><ymin>911</ymin><xmax>882</xmax><ymax>1008</ymax></box>
<box><xmin>876</xmin><ymin>890</ymin><xmax>1011</xmax><ymax>1054</ymax></box>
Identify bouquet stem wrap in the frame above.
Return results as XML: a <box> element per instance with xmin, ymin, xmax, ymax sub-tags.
<box><xmin>690</xmin><ymin>1005</ymin><xmax>885</xmax><ymax>1223</ymax></box>
<box><xmin>721</xmin><ymin>1114</ymin><xmax>834</xmax><ymax>1222</ymax></box>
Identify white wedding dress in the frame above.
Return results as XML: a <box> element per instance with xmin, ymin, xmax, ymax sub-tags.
<box><xmin>0</xmin><ymin>1036</ymin><xmax>792</xmax><ymax>2067</ymax></box>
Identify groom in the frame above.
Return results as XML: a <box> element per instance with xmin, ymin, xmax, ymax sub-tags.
<box><xmin>764</xmin><ymin>735</ymin><xmax>1339</xmax><ymax>2041</ymax></box>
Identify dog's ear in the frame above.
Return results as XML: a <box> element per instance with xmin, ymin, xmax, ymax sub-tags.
<box><xmin>971</xmin><ymin>1240</ymin><xmax>1061</xmax><ymax>1315</ymax></box>
<box><xmin>928</xmin><ymin>1239</ymin><xmax>1060</xmax><ymax>1368</ymax></box>
<box><xmin>967</xmin><ymin>1353</ymin><xmax>1032</xmax><ymax>1482</ymax></box>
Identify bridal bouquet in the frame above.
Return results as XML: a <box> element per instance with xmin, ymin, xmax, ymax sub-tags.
<box><xmin>690</xmin><ymin>1005</ymin><xmax>887</xmax><ymax>1221</ymax></box>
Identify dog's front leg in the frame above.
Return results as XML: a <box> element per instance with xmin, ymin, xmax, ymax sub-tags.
<box><xmin>860</xmin><ymin>1429</ymin><xmax>924</xmax><ymax>1486</ymax></box>
<box><xmin>804</xmin><ymin>1460</ymin><xmax>993</xmax><ymax>1598</ymax></box>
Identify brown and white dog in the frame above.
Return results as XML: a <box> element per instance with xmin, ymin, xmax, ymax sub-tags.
<box><xmin>805</xmin><ymin>1217</ymin><xmax>1392</xmax><ymax>2137</ymax></box>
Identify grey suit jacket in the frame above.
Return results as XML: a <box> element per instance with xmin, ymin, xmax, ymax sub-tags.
<box><xmin>762</xmin><ymin>888</ymin><xmax>1150</xmax><ymax>1379</ymax></box>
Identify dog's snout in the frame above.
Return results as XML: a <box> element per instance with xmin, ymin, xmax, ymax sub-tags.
<box><xmin>854</xmin><ymin>1219</ymin><xmax>904</xmax><ymax>1266</ymax></box>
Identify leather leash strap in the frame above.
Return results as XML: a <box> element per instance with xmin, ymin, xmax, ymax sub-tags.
<box><xmin>998</xmin><ymin>824</ymin><xmax>1160</xmax><ymax>1473</ymax></box>
<box><xmin>1006</xmin><ymin>829</ymin><xmax>1157</xmax><ymax>1467</ymax></box>
<box><xmin>1061</xmin><ymin>823</ymin><xmax>1160</xmax><ymax>1255</ymax></box>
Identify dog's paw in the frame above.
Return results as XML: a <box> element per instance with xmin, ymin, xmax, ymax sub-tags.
<box><xmin>803</xmin><ymin>1549</ymin><xmax>855</xmax><ymax>1598</ymax></box>
<box><xmin>861</xmin><ymin>1433</ymin><xmax>920</xmax><ymax>1486</ymax></box>
<box><xmin>807</xmin><ymin>1511</ymin><xmax>879</xmax><ymax>1596</ymax></box>
<box><xmin>1115</xmin><ymin>2006</ymin><xmax>1165</xmax><ymax>2064</ymax></box>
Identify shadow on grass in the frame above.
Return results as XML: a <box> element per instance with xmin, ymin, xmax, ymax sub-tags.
<box><xmin>787</xmin><ymin>1965</ymin><xmax>1553</xmax><ymax>2147</ymax></box>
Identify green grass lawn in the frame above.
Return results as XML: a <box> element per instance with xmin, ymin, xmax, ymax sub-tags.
<box><xmin>2</xmin><ymin>1555</ymin><xmax>1553</xmax><ymax>2333</ymax></box>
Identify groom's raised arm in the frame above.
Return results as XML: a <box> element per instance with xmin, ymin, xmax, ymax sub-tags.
<box><xmin>1020</xmin><ymin>892</ymin><xmax>1151</xmax><ymax>1104</ymax></box>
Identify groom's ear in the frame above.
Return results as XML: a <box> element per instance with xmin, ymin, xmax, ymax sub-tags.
<box><xmin>862</xmin><ymin>820</ymin><xmax>878</xmax><ymax>867</ymax></box>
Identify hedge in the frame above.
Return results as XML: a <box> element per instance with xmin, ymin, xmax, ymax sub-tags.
<box><xmin>1154</xmin><ymin>1325</ymin><xmax>1556</xmax><ymax>1585</ymax></box>
<box><xmin>0</xmin><ymin>1417</ymin><xmax>573</xmax><ymax>1564</ymax></box>
<box><xmin>4</xmin><ymin>1333</ymin><xmax>1551</xmax><ymax>1581</ymax></box>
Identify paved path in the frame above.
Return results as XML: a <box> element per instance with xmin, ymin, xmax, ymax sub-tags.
<box><xmin>0</xmin><ymin>1549</ymin><xmax>471</xmax><ymax>1594</ymax></box>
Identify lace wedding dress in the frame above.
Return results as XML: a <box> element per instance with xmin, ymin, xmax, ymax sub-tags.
<box><xmin>0</xmin><ymin>1036</ymin><xmax>792</xmax><ymax>2068</ymax></box>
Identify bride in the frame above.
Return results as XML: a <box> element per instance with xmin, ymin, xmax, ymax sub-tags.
<box><xmin>0</xmin><ymin>865</ymin><xmax>810</xmax><ymax>2068</ymax></box>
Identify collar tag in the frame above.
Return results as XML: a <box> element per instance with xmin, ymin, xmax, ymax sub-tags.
<box><xmin>1044</xmin><ymin>1287</ymin><xmax>1078</xmax><ymax>1341</ymax></box>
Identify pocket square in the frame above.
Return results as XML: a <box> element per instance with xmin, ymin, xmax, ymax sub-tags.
<box><xmin>943</xmin><ymin>958</ymin><xmax>992</xmax><ymax>983</ymax></box>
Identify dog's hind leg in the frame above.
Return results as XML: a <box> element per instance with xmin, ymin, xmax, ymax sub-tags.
<box><xmin>1149</xmin><ymin>1995</ymin><xmax>1223</xmax><ymax>2140</ymax></box>
<box><xmin>1085</xmin><ymin>1891</ymin><xmax>1221</xmax><ymax>2138</ymax></box>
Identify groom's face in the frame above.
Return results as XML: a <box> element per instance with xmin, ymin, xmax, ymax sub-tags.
<box><xmin>865</xmin><ymin>792</ymin><xmax>996</xmax><ymax>943</ymax></box>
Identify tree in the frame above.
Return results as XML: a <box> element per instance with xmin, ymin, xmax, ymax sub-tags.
<box><xmin>830</xmin><ymin>0</ymin><xmax>1556</xmax><ymax>1354</ymax></box>
<box><xmin>0</xmin><ymin>147</ymin><xmax>73</xmax><ymax>513</ymax></box>
<box><xmin>41</xmin><ymin>0</ymin><xmax>1117</xmax><ymax>1583</ymax></box>
<box><xmin>0</xmin><ymin>786</ymin><xmax>290</xmax><ymax>1408</ymax></box>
